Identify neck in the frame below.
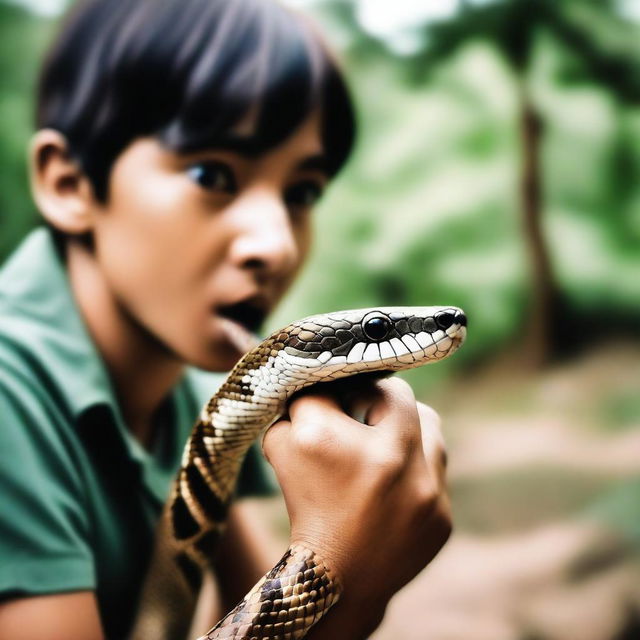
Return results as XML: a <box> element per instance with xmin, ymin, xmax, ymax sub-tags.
<box><xmin>66</xmin><ymin>240</ymin><xmax>184</xmax><ymax>446</ymax></box>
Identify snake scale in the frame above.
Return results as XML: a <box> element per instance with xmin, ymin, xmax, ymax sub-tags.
<box><xmin>135</xmin><ymin>306</ymin><xmax>466</xmax><ymax>640</ymax></box>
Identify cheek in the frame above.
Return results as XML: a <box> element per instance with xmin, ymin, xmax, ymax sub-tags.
<box><xmin>276</xmin><ymin>221</ymin><xmax>312</xmax><ymax>299</ymax></box>
<box><xmin>294</xmin><ymin>219</ymin><xmax>313</xmax><ymax>269</ymax></box>
<box><xmin>93</xmin><ymin>176</ymin><xmax>217</xmax><ymax>325</ymax></box>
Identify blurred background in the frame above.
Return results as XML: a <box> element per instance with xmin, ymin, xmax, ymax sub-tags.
<box><xmin>1</xmin><ymin>0</ymin><xmax>639</xmax><ymax>638</ymax></box>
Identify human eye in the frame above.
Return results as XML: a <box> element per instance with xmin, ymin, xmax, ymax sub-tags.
<box><xmin>187</xmin><ymin>161</ymin><xmax>237</xmax><ymax>193</ymax></box>
<box><xmin>284</xmin><ymin>180</ymin><xmax>324</xmax><ymax>211</ymax></box>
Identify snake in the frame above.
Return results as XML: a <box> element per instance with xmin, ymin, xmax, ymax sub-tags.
<box><xmin>132</xmin><ymin>305</ymin><xmax>466</xmax><ymax>640</ymax></box>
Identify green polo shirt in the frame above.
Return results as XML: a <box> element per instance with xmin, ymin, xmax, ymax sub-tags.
<box><xmin>0</xmin><ymin>228</ymin><xmax>277</xmax><ymax>639</ymax></box>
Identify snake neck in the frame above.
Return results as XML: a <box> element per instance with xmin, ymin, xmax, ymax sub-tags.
<box><xmin>170</xmin><ymin>347</ymin><xmax>297</xmax><ymax>566</ymax></box>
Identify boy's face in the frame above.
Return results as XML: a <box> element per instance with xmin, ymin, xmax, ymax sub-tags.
<box><xmin>88</xmin><ymin>113</ymin><xmax>328</xmax><ymax>371</ymax></box>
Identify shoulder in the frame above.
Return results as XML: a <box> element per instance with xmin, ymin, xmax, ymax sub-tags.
<box><xmin>0</xmin><ymin>229</ymin><xmax>113</xmax><ymax>424</ymax></box>
<box><xmin>0</xmin><ymin>307</ymin><xmax>88</xmax><ymax>497</ymax></box>
<box><xmin>0</xmin><ymin>307</ymin><xmax>73</xmax><ymax>430</ymax></box>
<box><xmin>0</xmin><ymin>349</ymin><xmax>87</xmax><ymax>498</ymax></box>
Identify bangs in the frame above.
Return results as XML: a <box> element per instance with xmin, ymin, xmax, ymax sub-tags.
<box><xmin>38</xmin><ymin>0</ymin><xmax>355</xmax><ymax>200</ymax></box>
<box><xmin>160</xmin><ymin>1</ymin><xmax>331</xmax><ymax>159</ymax></box>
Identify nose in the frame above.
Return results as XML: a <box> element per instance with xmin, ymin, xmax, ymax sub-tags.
<box><xmin>229</xmin><ymin>191</ymin><xmax>300</xmax><ymax>279</ymax></box>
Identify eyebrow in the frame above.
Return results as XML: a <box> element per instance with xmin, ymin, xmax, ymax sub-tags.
<box><xmin>297</xmin><ymin>153</ymin><xmax>329</xmax><ymax>175</ymax></box>
<box><xmin>173</xmin><ymin>135</ymin><xmax>330</xmax><ymax>176</ymax></box>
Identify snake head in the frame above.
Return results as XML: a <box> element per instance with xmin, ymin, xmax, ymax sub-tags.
<box><xmin>276</xmin><ymin>306</ymin><xmax>467</xmax><ymax>376</ymax></box>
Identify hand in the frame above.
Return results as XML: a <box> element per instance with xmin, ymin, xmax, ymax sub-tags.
<box><xmin>262</xmin><ymin>377</ymin><xmax>452</xmax><ymax>638</ymax></box>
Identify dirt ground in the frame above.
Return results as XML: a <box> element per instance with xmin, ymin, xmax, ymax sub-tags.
<box><xmin>371</xmin><ymin>342</ymin><xmax>640</xmax><ymax>640</ymax></box>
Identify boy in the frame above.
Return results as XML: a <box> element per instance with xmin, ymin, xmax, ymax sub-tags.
<box><xmin>0</xmin><ymin>0</ymin><xmax>452</xmax><ymax>638</ymax></box>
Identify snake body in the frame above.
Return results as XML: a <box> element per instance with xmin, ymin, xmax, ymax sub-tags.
<box><xmin>135</xmin><ymin>306</ymin><xmax>466</xmax><ymax>640</ymax></box>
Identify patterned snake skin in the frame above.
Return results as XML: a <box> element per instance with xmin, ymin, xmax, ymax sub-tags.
<box><xmin>139</xmin><ymin>306</ymin><xmax>467</xmax><ymax>640</ymax></box>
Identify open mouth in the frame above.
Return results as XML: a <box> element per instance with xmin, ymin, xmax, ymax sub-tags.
<box><xmin>218</xmin><ymin>300</ymin><xmax>267</xmax><ymax>333</ymax></box>
<box><xmin>216</xmin><ymin>300</ymin><xmax>268</xmax><ymax>354</ymax></box>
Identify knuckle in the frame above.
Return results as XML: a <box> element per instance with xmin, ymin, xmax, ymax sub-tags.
<box><xmin>291</xmin><ymin>419</ymin><xmax>336</xmax><ymax>456</ymax></box>
<box><xmin>379</xmin><ymin>377</ymin><xmax>416</xmax><ymax>410</ymax></box>
<box><xmin>415</xmin><ymin>480</ymin><xmax>439</xmax><ymax>513</ymax></box>
<box><xmin>415</xmin><ymin>493</ymin><xmax>453</xmax><ymax>545</ymax></box>
<box><xmin>381</xmin><ymin>376</ymin><xmax>412</xmax><ymax>395</ymax></box>
<box><xmin>288</xmin><ymin>393</ymin><xmax>322</xmax><ymax>415</ymax></box>
<box><xmin>412</xmin><ymin>467</ymin><xmax>449</xmax><ymax>515</ymax></box>
<box><xmin>289</xmin><ymin>417</ymin><xmax>354</xmax><ymax>466</ymax></box>
<box><xmin>367</xmin><ymin>444</ymin><xmax>406</xmax><ymax>482</ymax></box>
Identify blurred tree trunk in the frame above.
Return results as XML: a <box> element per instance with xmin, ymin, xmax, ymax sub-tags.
<box><xmin>396</xmin><ymin>0</ymin><xmax>640</xmax><ymax>366</ymax></box>
<box><xmin>518</xmin><ymin>89</ymin><xmax>556</xmax><ymax>367</ymax></box>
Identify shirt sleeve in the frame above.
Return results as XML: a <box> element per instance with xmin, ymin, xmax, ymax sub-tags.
<box><xmin>0</xmin><ymin>379</ymin><xmax>96</xmax><ymax>599</ymax></box>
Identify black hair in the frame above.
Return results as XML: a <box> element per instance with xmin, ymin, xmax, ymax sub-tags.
<box><xmin>37</xmin><ymin>0</ymin><xmax>356</xmax><ymax>201</ymax></box>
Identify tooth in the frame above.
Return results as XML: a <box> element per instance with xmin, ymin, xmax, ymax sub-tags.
<box><xmin>363</xmin><ymin>342</ymin><xmax>381</xmax><ymax>362</ymax></box>
<box><xmin>347</xmin><ymin>341</ymin><xmax>366</xmax><ymax>364</ymax></box>
<box><xmin>402</xmin><ymin>335</ymin><xmax>421</xmax><ymax>352</ymax></box>
<box><xmin>415</xmin><ymin>332</ymin><xmax>432</xmax><ymax>348</ymax></box>
<box><xmin>379</xmin><ymin>341</ymin><xmax>394</xmax><ymax>359</ymax></box>
<box><xmin>390</xmin><ymin>337</ymin><xmax>409</xmax><ymax>356</ymax></box>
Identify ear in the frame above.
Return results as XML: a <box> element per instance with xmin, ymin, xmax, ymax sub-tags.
<box><xmin>29</xmin><ymin>129</ymin><xmax>98</xmax><ymax>234</ymax></box>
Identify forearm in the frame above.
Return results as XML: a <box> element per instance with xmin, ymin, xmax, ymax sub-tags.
<box><xmin>188</xmin><ymin>572</ymin><xmax>221</xmax><ymax>639</ymax></box>
<box><xmin>189</xmin><ymin>498</ymin><xmax>286</xmax><ymax>637</ymax></box>
<box><xmin>215</xmin><ymin>499</ymin><xmax>286</xmax><ymax>612</ymax></box>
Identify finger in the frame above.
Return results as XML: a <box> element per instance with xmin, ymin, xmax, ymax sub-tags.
<box><xmin>417</xmin><ymin>402</ymin><xmax>444</xmax><ymax>454</ymax></box>
<box><xmin>361</xmin><ymin>378</ymin><xmax>422</xmax><ymax>452</ymax></box>
<box><xmin>365</xmin><ymin>377</ymin><xmax>417</xmax><ymax>425</ymax></box>
<box><xmin>416</xmin><ymin>402</ymin><xmax>448</xmax><ymax>484</ymax></box>
<box><xmin>287</xmin><ymin>391</ymin><xmax>344</xmax><ymax>424</ymax></box>
<box><xmin>261</xmin><ymin>416</ymin><xmax>291</xmax><ymax>466</ymax></box>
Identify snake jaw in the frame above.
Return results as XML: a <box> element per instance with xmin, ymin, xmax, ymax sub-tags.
<box><xmin>271</xmin><ymin>306</ymin><xmax>467</xmax><ymax>385</ymax></box>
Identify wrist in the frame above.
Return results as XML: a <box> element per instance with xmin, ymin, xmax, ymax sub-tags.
<box><xmin>287</xmin><ymin>536</ymin><xmax>389</xmax><ymax>640</ymax></box>
<box><xmin>305</xmin><ymin>592</ymin><xmax>387</xmax><ymax>640</ymax></box>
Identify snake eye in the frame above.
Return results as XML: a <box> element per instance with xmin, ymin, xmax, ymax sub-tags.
<box><xmin>363</xmin><ymin>316</ymin><xmax>391</xmax><ymax>341</ymax></box>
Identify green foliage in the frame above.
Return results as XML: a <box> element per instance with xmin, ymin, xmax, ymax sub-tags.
<box><xmin>586</xmin><ymin>477</ymin><xmax>640</xmax><ymax>546</ymax></box>
<box><xmin>0</xmin><ymin>2</ymin><xmax>53</xmax><ymax>258</ymax></box>
<box><xmin>270</xmin><ymin>0</ymin><xmax>640</xmax><ymax>391</ymax></box>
